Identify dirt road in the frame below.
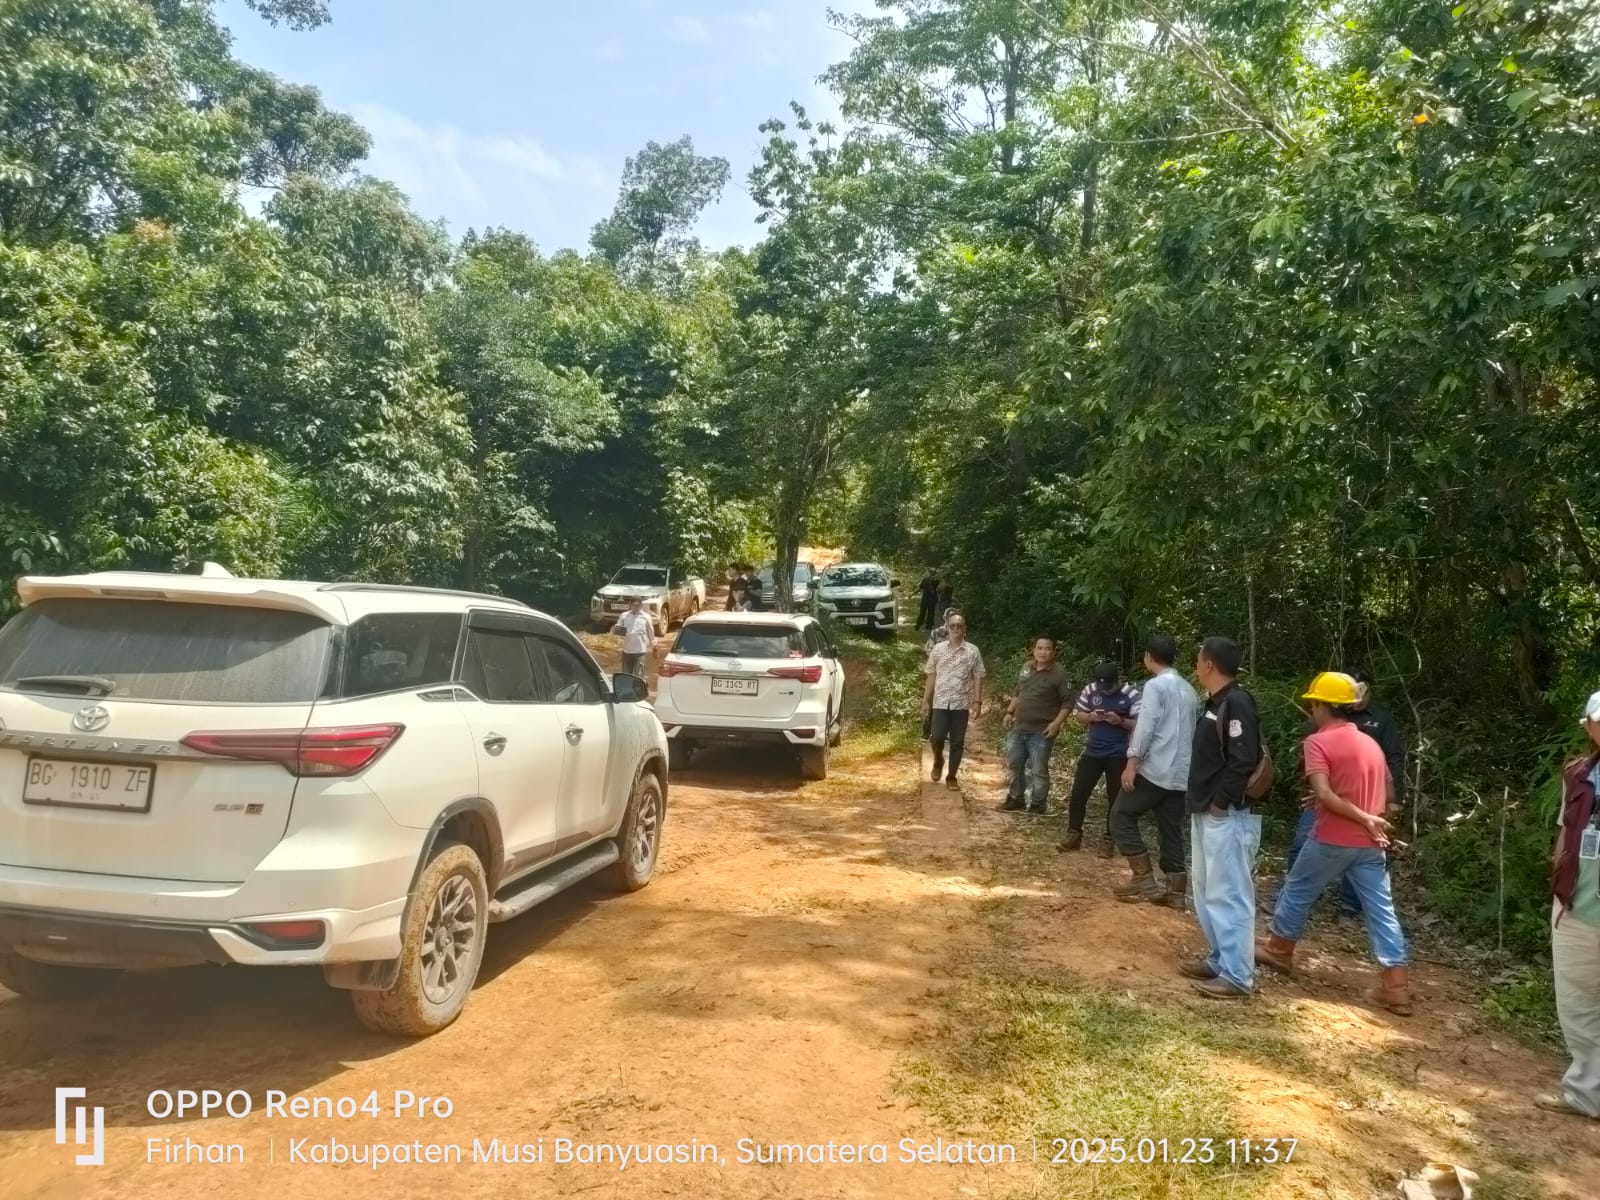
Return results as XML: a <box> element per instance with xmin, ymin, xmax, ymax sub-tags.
<box><xmin>0</xmin><ymin>609</ymin><xmax>1018</xmax><ymax>1200</ymax></box>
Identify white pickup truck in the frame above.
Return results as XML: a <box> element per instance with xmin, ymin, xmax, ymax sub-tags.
<box><xmin>591</xmin><ymin>564</ymin><xmax>706</xmax><ymax>637</ymax></box>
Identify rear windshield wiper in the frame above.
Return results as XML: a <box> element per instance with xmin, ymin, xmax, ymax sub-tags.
<box><xmin>13</xmin><ymin>674</ymin><xmax>118</xmax><ymax>697</ymax></box>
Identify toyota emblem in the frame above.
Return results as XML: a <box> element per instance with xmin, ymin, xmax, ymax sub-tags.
<box><xmin>727</xmin><ymin>660</ymin><xmax>742</xmax><ymax>671</ymax></box>
<box><xmin>72</xmin><ymin>705</ymin><xmax>110</xmax><ymax>732</ymax></box>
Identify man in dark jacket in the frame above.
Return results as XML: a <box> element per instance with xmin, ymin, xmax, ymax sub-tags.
<box><xmin>1285</xmin><ymin>667</ymin><xmax>1406</xmax><ymax>917</ymax></box>
<box><xmin>1180</xmin><ymin>636</ymin><xmax>1264</xmax><ymax>1000</ymax></box>
<box><xmin>916</xmin><ymin>572</ymin><xmax>940</xmax><ymax>631</ymax></box>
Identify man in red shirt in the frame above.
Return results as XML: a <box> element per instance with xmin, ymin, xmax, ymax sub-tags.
<box><xmin>1256</xmin><ymin>672</ymin><xmax>1413</xmax><ymax>1015</ymax></box>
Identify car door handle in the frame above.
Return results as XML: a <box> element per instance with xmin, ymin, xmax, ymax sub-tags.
<box><xmin>565</xmin><ymin>724</ymin><xmax>584</xmax><ymax>745</ymax></box>
<box><xmin>482</xmin><ymin>733</ymin><xmax>507</xmax><ymax>753</ymax></box>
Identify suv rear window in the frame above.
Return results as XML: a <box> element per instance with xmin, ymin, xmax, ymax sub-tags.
<box><xmin>0</xmin><ymin>598</ymin><xmax>331</xmax><ymax>703</ymax></box>
<box><xmin>673</xmin><ymin>623</ymin><xmax>804</xmax><ymax>659</ymax></box>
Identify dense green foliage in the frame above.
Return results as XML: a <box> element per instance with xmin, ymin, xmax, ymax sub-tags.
<box><xmin>2</xmin><ymin>0</ymin><xmax>1598</xmax><ymax>960</ymax></box>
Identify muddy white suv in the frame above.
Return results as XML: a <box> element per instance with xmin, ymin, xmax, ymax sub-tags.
<box><xmin>0</xmin><ymin>568</ymin><xmax>667</xmax><ymax>1036</ymax></box>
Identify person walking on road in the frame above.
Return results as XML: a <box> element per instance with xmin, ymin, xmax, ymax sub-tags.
<box><xmin>917</xmin><ymin>571</ymin><xmax>940</xmax><ymax>632</ymax></box>
<box><xmin>611</xmin><ymin>596</ymin><xmax>654</xmax><ymax>680</ymax></box>
<box><xmin>1112</xmin><ymin>634</ymin><xmax>1198</xmax><ymax>906</ymax></box>
<box><xmin>1285</xmin><ymin>667</ymin><xmax>1407</xmax><ymax>918</ymax></box>
<box><xmin>1059</xmin><ymin>661</ymin><xmax>1140</xmax><ymax>853</ymax></box>
<box><xmin>1535</xmin><ymin>689</ymin><xmax>1600</xmax><ymax>1120</ymax></box>
<box><xmin>925</xmin><ymin>607</ymin><xmax>959</xmax><ymax>653</ymax></box>
<box><xmin>1181</xmin><ymin>637</ymin><xmax>1265</xmax><ymax>1000</ymax></box>
<box><xmin>923</xmin><ymin>613</ymin><xmax>985</xmax><ymax>791</ymax></box>
<box><xmin>1258</xmin><ymin>672</ymin><xmax>1412</xmax><ymax>1016</ymax></box>
<box><xmin>726</xmin><ymin>566</ymin><xmax>750</xmax><ymax>611</ymax></box>
<box><xmin>936</xmin><ymin>577</ymin><xmax>955</xmax><ymax>616</ymax></box>
<box><xmin>1001</xmin><ymin>637</ymin><xmax>1073</xmax><ymax>815</ymax></box>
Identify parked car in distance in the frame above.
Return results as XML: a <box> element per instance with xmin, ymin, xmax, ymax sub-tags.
<box><xmin>590</xmin><ymin>563</ymin><xmax>705</xmax><ymax>637</ymax></box>
<box><xmin>0</xmin><ymin>567</ymin><xmax>667</xmax><ymax>1036</ymax></box>
<box><xmin>812</xmin><ymin>562</ymin><xmax>900</xmax><ymax>638</ymax></box>
<box><xmin>756</xmin><ymin>561</ymin><xmax>816</xmax><ymax>610</ymax></box>
<box><xmin>651</xmin><ymin>611</ymin><xmax>845</xmax><ymax>780</ymax></box>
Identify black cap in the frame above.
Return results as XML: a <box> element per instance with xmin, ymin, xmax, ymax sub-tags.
<box><xmin>1200</xmin><ymin>636</ymin><xmax>1243</xmax><ymax>676</ymax></box>
<box><xmin>1094</xmin><ymin>660</ymin><xmax>1119</xmax><ymax>685</ymax></box>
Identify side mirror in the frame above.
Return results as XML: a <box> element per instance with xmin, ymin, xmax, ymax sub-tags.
<box><xmin>891</xmin><ymin>579</ymin><xmax>902</xmax><ymax>589</ymax></box>
<box><xmin>611</xmin><ymin>673</ymin><xmax>647</xmax><ymax>703</ymax></box>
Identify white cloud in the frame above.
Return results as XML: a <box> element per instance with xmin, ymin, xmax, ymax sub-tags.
<box><xmin>671</xmin><ymin>15</ymin><xmax>712</xmax><ymax>43</ymax></box>
<box><xmin>345</xmin><ymin>103</ymin><xmax>613</xmax><ymax>240</ymax></box>
<box><xmin>478</xmin><ymin>135</ymin><xmax>567</xmax><ymax>182</ymax></box>
<box><xmin>739</xmin><ymin>10</ymin><xmax>777</xmax><ymax>34</ymax></box>
<box><xmin>350</xmin><ymin>104</ymin><xmax>485</xmax><ymax>208</ymax></box>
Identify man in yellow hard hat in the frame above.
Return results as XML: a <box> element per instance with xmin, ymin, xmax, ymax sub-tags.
<box><xmin>1257</xmin><ymin>671</ymin><xmax>1413</xmax><ymax>1015</ymax></box>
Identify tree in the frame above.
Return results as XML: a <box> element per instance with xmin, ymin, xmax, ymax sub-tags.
<box><xmin>721</xmin><ymin>109</ymin><xmax>890</xmax><ymax>609</ymax></box>
<box><xmin>590</xmin><ymin>136</ymin><xmax>730</xmax><ymax>290</ymax></box>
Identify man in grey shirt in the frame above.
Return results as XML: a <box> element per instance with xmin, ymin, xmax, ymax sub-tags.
<box><xmin>1112</xmin><ymin>632</ymin><xmax>1200</xmax><ymax>906</ymax></box>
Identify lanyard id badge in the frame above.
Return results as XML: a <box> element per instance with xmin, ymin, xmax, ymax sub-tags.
<box><xmin>1581</xmin><ymin>807</ymin><xmax>1600</xmax><ymax>861</ymax></box>
<box><xmin>1581</xmin><ymin>823</ymin><xmax>1600</xmax><ymax>861</ymax></box>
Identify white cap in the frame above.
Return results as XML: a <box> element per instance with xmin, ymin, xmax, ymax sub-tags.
<box><xmin>1582</xmin><ymin>690</ymin><xmax>1600</xmax><ymax>725</ymax></box>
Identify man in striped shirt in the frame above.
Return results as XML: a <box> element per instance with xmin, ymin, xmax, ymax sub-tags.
<box><xmin>1059</xmin><ymin>661</ymin><xmax>1141</xmax><ymax>853</ymax></box>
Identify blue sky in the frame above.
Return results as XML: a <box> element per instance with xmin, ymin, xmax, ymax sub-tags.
<box><xmin>220</xmin><ymin>0</ymin><xmax>876</xmax><ymax>251</ymax></box>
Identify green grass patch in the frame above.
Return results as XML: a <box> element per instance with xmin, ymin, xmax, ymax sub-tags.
<box><xmin>899</xmin><ymin>961</ymin><xmax>1312</xmax><ymax>1200</ymax></box>
<box><xmin>837</xmin><ymin>629</ymin><xmax>927</xmax><ymax>755</ymax></box>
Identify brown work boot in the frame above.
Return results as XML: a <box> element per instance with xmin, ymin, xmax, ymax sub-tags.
<box><xmin>1057</xmin><ymin>829</ymin><xmax>1083</xmax><ymax>852</ymax></box>
<box><xmin>1114</xmin><ymin>854</ymin><xmax>1161</xmax><ymax>902</ymax></box>
<box><xmin>1371</xmin><ymin>966</ymin><xmax>1413</xmax><ymax>1016</ymax></box>
<box><xmin>1177</xmin><ymin>957</ymin><xmax>1218</xmax><ymax>981</ymax></box>
<box><xmin>1097</xmin><ymin>839</ymin><xmax>1116</xmax><ymax>859</ymax></box>
<box><xmin>1150</xmin><ymin>870</ymin><xmax>1188</xmax><ymax>909</ymax></box>
<box><xmin>1191</xmin><ymin>976</ymin><xmax>1250</xmax><ymax>1000</ymax></box>
<box><xmin>1255</xmin><ymin>932</ymin><xmax>1298</xmax><ymax>975</ymax></box>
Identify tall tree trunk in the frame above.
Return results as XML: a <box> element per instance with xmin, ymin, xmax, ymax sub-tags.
<box><xmin>1246</xmin><ymin>569</ymin><xmax>1257</xmax><ymax>678</ymax></box>
<box><xmin>1000</xmin><ymin>36</ymin><xmax>1018</xmax><ymax>173</ymax></box>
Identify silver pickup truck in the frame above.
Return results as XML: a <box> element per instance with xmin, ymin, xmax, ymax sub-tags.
<box><xmin>590</xmin><ymin>563</ymin><xmax>706</xmax><ymax>636</ymax></box>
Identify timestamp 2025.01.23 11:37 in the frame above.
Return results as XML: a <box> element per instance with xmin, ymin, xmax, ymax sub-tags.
<box><xmin>1044</xmin><ymin>1137</ymin><xmax>1299</xmax><ymax>1167</ymax></box>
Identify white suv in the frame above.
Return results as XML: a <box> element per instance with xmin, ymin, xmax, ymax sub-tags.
<box><xmin>812</xmin><ymin>562</ymin><xmax>900</xmax><ymax>637</ymax></box>
<box><xmin>0</xmin><ymin>568</ymin><xmax>667</xmax><ymax>1036</ymax></box>
<box><xmin>652</xmin><ymin>611</ymin><xmax>845</xmax><ymax>780</ymax></box>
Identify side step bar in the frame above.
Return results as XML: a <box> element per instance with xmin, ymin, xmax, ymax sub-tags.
<box><xmin>487</xmin><ymin>841</ymin><xmax>619</xmax><ymax>923</ymax></box>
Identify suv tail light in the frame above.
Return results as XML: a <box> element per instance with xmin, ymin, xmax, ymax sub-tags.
<box><xmin>768</xmin><ymin>665</ymin><xmax>823</xmax><ymax>684</ymax></box>
<box><xmin>658</xmin><ymin>660</ymin><xmax>702</xmax><ymax>678</ymax></box>
<box><xmin>181</xmin><ymin>724</ymin><xmax>405</xmax><ymax>777</ymax></box>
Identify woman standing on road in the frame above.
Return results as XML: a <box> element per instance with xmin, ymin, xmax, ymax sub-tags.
<box><xmin>1537</xmin><ymin>689</ymin><xmax>1600</xmax><ymax>1120</ymax></box>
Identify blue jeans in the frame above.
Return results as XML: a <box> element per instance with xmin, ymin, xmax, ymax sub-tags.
<box><xmin>1005</xmin><ymin>730</ymin><xmax>1056</xmax><ymax>808</ymax></box>
<box><xmin>1272</xmin><ymin>838</ymin><xmax>1408</xmax><ymax>967</ymax></box>
<box><xmin>1191</xmin><ymin>808</ymin><xmax>1263</xmax><ymax>992</ymax></box>
<box><xmin>1287</xmin><ymin>809</ymin><xmax>1363</xmax><ymax>915</ymax></box>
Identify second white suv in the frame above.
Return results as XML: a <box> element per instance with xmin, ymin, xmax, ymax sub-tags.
<box><xmin>812</xmin><ymin>562</ymin><xmax>900</xmax><ymax>637</ymax></box>
<box><xmin>0</xmin><ymin>568</ymin><xmax>667</xmax><ymax>1036</ymax></box>
<box><xmin>652</xmin><ymin>612</ymin><xmax>845</xmax><ymax>779</ymax></box>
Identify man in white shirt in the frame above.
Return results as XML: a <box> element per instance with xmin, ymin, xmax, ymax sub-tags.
<box><xmin>612</xmin><ymin>597</ymin><xmax>654</xmax><ymax>679</ymax></box>
<box><xmin>922</xmin><ymin>613</ymin><xmax>985</xmax><ymax>790</ymax></box>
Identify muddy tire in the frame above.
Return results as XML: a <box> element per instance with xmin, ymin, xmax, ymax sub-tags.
<box><xmin>667</xmin><ymin>739</ymin><xmax>693</xmax><ymax>771</ymax></box>
<box><xmin>798</xmin><ymin>741</ymin><xmax>829</xmax><ymax>781</ymax></box>
<box><xmin>610</xmin><ymin>768</ymin><xmax>664</xmax><ymax>892</ymax></box>
<box><xmin>350</xmin><ymin>843</ymin><xmax>487</xmax><ymax>1037</ymax></box>
<box><xmin>0</xmin><ymin>953</ymin><xmax>122</xmax><ymax>1000</ymax></box>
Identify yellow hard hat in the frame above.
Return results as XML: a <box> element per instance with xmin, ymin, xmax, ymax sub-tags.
<box><xmin>1302</xmin><ymin>671</ymin><xmax>1360</xmax><ymax>706</ymax></box>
